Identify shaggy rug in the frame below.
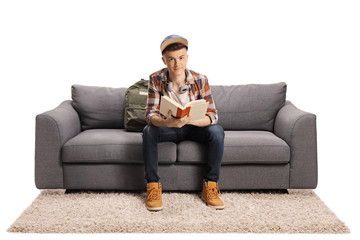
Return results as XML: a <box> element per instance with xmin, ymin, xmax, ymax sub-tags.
<box><xmin>8</xmin><ymin>189</ymin><xmax>349</xmax><ymax>234</ymax></box>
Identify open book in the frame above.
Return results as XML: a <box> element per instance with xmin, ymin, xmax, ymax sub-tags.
<box><xmin>159</xmin><ymin>96</ymin><xmax>209</xmax><ymax>121</ymax></box>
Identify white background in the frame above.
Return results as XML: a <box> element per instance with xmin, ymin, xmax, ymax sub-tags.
<box><xmin>1</xmin><ymin>0</ymin><xmax>359</xmax><ymax>239</ymax></box>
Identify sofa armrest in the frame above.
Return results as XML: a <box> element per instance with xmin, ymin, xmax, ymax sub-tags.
<box><xmin>35</xmin><ymin>100</ymin><xmax>81</xmax><ymax>189</ymax></box>
<box><xmin>274</xmin><ymin>100</ymin><xmax>318</xmax><ymax>189</ymax></box>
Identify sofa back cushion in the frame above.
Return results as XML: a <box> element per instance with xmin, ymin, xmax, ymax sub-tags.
<box><xmin>211</xmin><ymin>82</ymin><xmax>286</xmax><ymax>131</ymax></box>
<box><xmin>71</xmin><ymin>82</ymin><xmax>286</xmax><ymax>131</ymax></box>
<box><xmin>72</xmin><ymin>84</ymin><xmax>126</xmax><ymax>130</ymax></box>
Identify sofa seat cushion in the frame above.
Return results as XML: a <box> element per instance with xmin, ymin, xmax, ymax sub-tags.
<box><xmin>62</xmin><ymin>129</ymin><xmax>176</xmax><ymax>164</ymax></box>
<box><xmin>177</xmin><ymin>131</ymin><xmax>290</xmax><ymax>164</ymax></box>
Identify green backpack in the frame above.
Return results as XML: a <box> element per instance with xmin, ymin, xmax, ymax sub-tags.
<box><xmin>124</xmin><ymin>79</ymin><xmax>149</xmax><ymax>132</ymax></box>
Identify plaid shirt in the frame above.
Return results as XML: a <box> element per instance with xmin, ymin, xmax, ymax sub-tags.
<box><xmin>145</xmin><ymin>68</ymin><xmax>218</xmax><ymax>125</ymax></box>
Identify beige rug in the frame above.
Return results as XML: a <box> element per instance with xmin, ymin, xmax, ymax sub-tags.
<box><xmin>8</xmin><ymin>189</ymin><xmax>349</xmax><ymax>234</ymax></box>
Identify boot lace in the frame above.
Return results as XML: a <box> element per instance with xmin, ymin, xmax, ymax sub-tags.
<box><xmin>207</xmin><ymin>186</ymin><xmax>221</xmax><ymax>200</ymax></box>
<box><xmin>147</xmin><ymin>187</ymin><xmax>161</xmax><ymax>201</ymax></box>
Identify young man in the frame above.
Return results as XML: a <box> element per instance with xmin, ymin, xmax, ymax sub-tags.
<box><xmin>143</xmin><ymin>35</ymin><xmax>225</xmax><ymax>211</ymax></box>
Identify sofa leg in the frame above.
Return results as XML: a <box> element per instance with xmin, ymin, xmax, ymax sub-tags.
<box><xmin>259</xmin><ymin>189</ymin><xmax>288</xmax><ymax>194</ymax></box>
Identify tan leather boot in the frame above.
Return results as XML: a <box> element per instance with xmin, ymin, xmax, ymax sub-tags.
<box><xmin>146</xmin><ymin>182</ymin><xmax>163</xmax><ymax>211</ymax></box>
<box><xmin>201</xmin><ymin>181</ymin><xmax>224</xmax><ymax>210</ymax></box>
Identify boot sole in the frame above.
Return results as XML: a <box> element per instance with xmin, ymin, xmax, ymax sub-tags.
<box><xmin>201</xmin><ymin>196</ymin><xmax>225</xmax><ymax>210</ymax></box>
<box><xmin>146</xmin><ymin>205</ymin><xmax>163</xmax><ymax>211</ymax></box>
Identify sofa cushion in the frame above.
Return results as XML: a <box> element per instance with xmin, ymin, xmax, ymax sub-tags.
<box><xmin>71</xmin><ymin>84</ymin><xmax>127</xmax><ymax>130</ymax></box>
<box><xmin>62</xmin><ymin>129</ymin><xmax>176</xmax><ymax>164</ymax></box>
<box><xmin>211</xmin><ymin>82</ymin><xmax>286</xmax><ymax>131</ymax></box>
<box><xmin>177</xmin><ymin>131</ymin><xmax>290</xmax><ymax>164</ymax></box>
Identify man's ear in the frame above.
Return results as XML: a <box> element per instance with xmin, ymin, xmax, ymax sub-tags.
<box><xmin>162</xmin><ymin>56</ymin><xmax>166</xmax><ymax>65</ymax></box>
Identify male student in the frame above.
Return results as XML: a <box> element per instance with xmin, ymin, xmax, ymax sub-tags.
<box><xmin>143</xmin><ymin>35</ymin><xmax>225</xmax><ymax>211</ymax></box>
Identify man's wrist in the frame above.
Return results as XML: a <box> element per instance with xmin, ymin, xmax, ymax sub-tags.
<box><xmin>150</xmin><ymin>115</ymin><xmax>168</xmax><ymax>128</ymax></box>
<box><xmin>189</xmin><ymin>116</ymin><xmax>211</xmax><ymax>127</ymax></box>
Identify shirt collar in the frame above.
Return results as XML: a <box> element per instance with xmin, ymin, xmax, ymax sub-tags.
<box><xmin>185</xmin><ymin>68</ymin><xmax>195</xmax><ymax>85</ymax></box>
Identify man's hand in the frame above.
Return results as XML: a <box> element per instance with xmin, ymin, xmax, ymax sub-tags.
<box><xmin>165</xmin><ymin>110</ymin><xmax>191</xmax><ymax>128</ymax></box>
<box><xmin>150</xmin><ymin>111</ymin><xmax>211</xmax><ymax>128</ymax></box>
<box><xmin>149</xmin><ymin>110</ymin><xmax>190</xmax><ymax>128</ymax></box>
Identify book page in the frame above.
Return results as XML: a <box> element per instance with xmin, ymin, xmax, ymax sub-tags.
<box><xmin>188</xmin><ymin>101</ymin><xmax>209</xmax><ymax>121</ymax></box>
<box><xmin>160</xmin><ymin>96</ymin><xmax>209</xmax><ymax>120</ymax></box>
<box><xmin>159</xmin><ymin>96</ymin><xmax>184</xmax><ymax>118</ymax></box>
<box><xmin>185</xmin><ymin>99</ymin><xmax>206</xmax><ymax>107</ymax></box>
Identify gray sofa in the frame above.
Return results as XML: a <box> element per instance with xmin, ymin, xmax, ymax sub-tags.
<box><xmin>35</xmin><ymin>82</ymin><xmax>317</xmax><ymax>191</ymax></box>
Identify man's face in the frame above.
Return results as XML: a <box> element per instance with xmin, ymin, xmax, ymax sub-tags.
<box><xmin>162</xmin><ymin>48</ymin><xmax>188</xmax><ymax>77</ymax></box>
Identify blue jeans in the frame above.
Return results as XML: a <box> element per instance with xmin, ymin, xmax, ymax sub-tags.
<box><xmin>142</xmin><ymin>124</ymin><xmax>225</xmax><ymax>183</ymax></box>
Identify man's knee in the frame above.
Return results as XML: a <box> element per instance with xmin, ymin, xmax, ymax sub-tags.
<box><xmin>142</xmin><ymin>124</ymin><xmax>160</xmax><ymax>141</ymax></box>
<box><xmin>206</xmin><ymin>124</ymin><xmax>225</xmax><ymax>141</ymax></box>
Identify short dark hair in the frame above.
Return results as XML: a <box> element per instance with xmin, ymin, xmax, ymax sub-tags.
<box><xmin>162</xmin><ymin>43</ymin><xmax>188</xmax><ymax>55</ymax></box>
